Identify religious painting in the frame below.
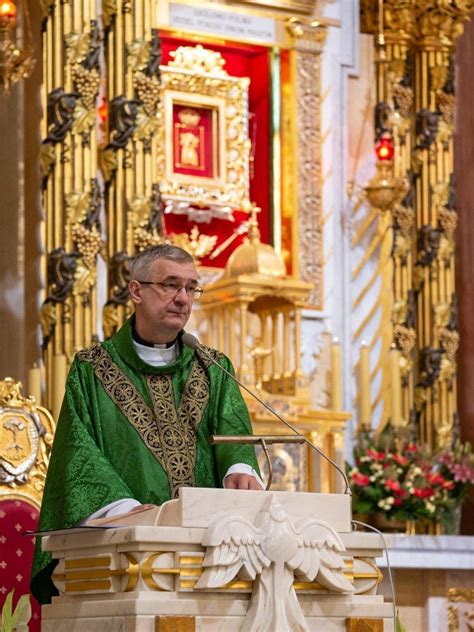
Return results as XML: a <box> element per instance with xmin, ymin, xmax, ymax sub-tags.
<box><xmin>156</xmin><ymin>45</ymin><xmax>252</xmax><ymax>218</ymax></box>
<box><xmin>166</xmin><ymin>94</ymin><xmax>223</xmax><ymax>183</ymax></box>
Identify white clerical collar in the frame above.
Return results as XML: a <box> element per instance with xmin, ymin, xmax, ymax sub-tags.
<box><xmin>132</xmin><ymin>339</ymin><xmax>179</xmax><ymax>367</ymax></box>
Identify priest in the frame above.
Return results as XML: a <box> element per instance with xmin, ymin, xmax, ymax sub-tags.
<box><xmin>31</xmin><ymin>244</ymin><xmax>262</xmax><ymax>604</ymax></box>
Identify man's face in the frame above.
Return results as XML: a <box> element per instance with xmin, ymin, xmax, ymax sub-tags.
<box><xmin>129</xmin><ymin>258</ymin><xmax>199</xmax><ymax>344</ymax></box>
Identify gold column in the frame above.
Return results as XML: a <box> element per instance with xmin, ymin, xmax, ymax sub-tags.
<box><xmin>412</xmin><ymin>3</ymin><xmax>469</xmax><ymax>448</ymax></box>
<box><xmin>360</xmin><ymin>1</ymin><xmax>413</xmax><ymax>434</ymax></box>
<box><xmin>101</xmin><ymin>2</ymin><xmax>162</xmax><ymax>339</ymax></box>
<box><xmin>360</xmin><ymin>0</ymin><xmax>472</xmax><ymax>447</ymax></box>
<box><xmin>286</xmin><ymin>18</ymin><xmax>327</xmax><ymax>308</ymax></box>
<box><xmin>39</xmin><ymin>1</ymin><xmax>102</xmax><ymax>410</ymax></box>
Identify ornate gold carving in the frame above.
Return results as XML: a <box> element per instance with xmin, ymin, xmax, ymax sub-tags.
<box><xmin>360</xmin><ymin>0</ymin><xmax>417</xmax><ymax>38</ymax></box>
<box><xmin>439</xmin><ymin>207</ymin><xmax>458</xmax><ymax>240</ymax></box>
<box><xmin>364</xmin><ymin>162</ymin><xmax>408</xmax><ymax>212</ymax></box>
<box><xmin>392</xmin><ymin>204</ymin><xmax>415</xmax><ymax>236</ymax></box>
<box><xmin>0</xmin><ymin>378</ymin><xmax>55</xmax><ymax>508</ymax></box>
<box><xmin>102</xmin><ymin>0</ymin><xmax>117</xmax><ymax>28</ymax></box>
<box><xmin>440</xmin><ymin>329</ymin><xmax>460</xmax><ymax>361</ymax></box>
<box><xmin>169</xmin><ymin>45</ymin><xmax>227</xmax><ymax>76</ymax></box>
<box><xmin>294</xmin><ymin>46</ymin><xmax>324</xmax><ymax>306</ymax></box>
<box><xmin>448</xmin><ymin>589</ymin><xmax>474</xmax><ymax>603</ymax></box>
<box><xmin>156</xmin><ymin>45</ymin><xmax>251</xmax><ymax>213</ymax></box>
<box><xmin>394</xmin><ymin>324</ymin><xmax>416</xmax><ymax>356</ymax></box>
<box><xmin>415</xmin><ymin>2</ymin><xmax>473</xmax><ymax>47</ymax></box>
<box><xmin>169</xmin><ymin>226</ymin><xmax>217</xmax><ymax>262</ymax></box>
<box><xmin>78</xmin><ymin>343</ymin><xmax>213</xmax><ymax>499</ymax></box>
<box><xmin>287</xmin><ymin>17</ymin><xmax>328</xmax><ymax>48</ymax></box>
<box><xmin>39</xmin><ymin>142</ymin><xmax>56</xmax><ymax>181</ymax></box>
<box><xmin>434</xmin><ymin>302</ymin><xmax>451</xmax><ymax>329</ymax></box>
<box><xmin>65</xmin><ymin>27</ymin><xmax>101</xmax><ymax>138</ymax></box>
<box><xmin>438</xmin><ymin>92</ymin><xmax>456</xmax><ymax>124</ymax></box>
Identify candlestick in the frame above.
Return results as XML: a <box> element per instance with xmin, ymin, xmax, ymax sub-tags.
<box><xmin>28</xmin><ymin>363</ymin><xmax>41</xmax><ymax>406</ymax></box>
<box><xmin>52</xmin><ymin>354</ymin><xmax>68</xmax><ymax>421</ymax></box>
<box><xmin>359</xmin><ymin>342</ymin><xmax>371</xmax><ymax>429</ymax></box>
<box><xmin>390</xmin><ymin>346</ymin><xmax>402</xmax><ymax>427</ymax></box>
<box><xmin>331</xmin><ymin>337</ymin><xmax>342</xmax><ymax>410</ymax></box>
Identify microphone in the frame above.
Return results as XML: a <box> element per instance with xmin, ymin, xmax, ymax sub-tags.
<box><xmin>181</xmin><ymin>332</ymin><xmax>351</xmax><ymax>495</ymax></box>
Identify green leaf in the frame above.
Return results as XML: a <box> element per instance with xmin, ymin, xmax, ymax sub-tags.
<box><xmin>396</xmin><ymin>610</ymin><xmax>407</xmax><ymax>632</ymax></box>
<box><xmin>10</xmin><ymin>594</ymin><xmax>32</xmax><ymax>631</ymax></box>
<box><xmin>1</xmin><ymin>590</ymin><xmax>14</xmax><ymax>632</ymax></box>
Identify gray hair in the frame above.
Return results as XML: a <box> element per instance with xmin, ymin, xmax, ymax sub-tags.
<box><xmin>129</xmin><ymin>244</ymin><xmax>195</xmax><ymax>280</ymax></box>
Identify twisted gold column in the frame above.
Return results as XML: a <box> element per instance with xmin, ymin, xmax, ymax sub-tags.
<box><xmin>39</xmin><ymin>0</ymin><xmax>102</xmax><ymax>409</ymax></box>
<box><xmin>411</xmin><ymin>3</ymin><xmax>470</xmax><ymax>448</ymax></box>
<box><xmin>101</xmin><ymin>1</ymin><xmax>162</xmax><ymax>339</ymax></box>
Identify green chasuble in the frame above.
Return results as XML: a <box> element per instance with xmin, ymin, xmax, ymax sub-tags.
<box><xmin>31</xmin><ymin>317</ymin><xmax>259</xmax><ymax>604</ymax></box>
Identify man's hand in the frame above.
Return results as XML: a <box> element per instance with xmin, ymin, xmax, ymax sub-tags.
<box><xmin>224</xmin><ymin>473</ymin><xmax>263</xmax><ymax>490</ymax></box>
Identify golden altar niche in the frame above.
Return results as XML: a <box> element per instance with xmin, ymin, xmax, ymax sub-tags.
<box><xmin>199</xmin><ymin>214</ymin><xmax>350</xmax><ymax>494</ymax></box>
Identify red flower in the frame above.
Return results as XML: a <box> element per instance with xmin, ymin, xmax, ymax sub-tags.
<box><xmin>426</xmin><ymin>473</ymin><xmax>445</xmax><ymax>486</ymax></box>
<box><xmin>413</xmin><ymin>487</ymin><xmax>433</xmax><ymax>499</ymax></box>
<box><xmin>352</xmin><ymin>472</ymin><xmax>370</xmax><ymax>486</ymax></box>
<box><xmin>385</xmin><ymin>479</ymin><xmax>401</xmax><ymax>492</ymax></box>
<box><xmin>367</xmin><ymin>449</ymin><xmax>385</xmax><ymax>461</ymax></box>
<box><xmin>392</xmin><ymin>453</ymin><xmax>409</xmax><ymax>466</ymax></box>
<box><xmin>393</xmin><ymin>498</ymin><xmax>403</xmax><ymax>506</ymax></box>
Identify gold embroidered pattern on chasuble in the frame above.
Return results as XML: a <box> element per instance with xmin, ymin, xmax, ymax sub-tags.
<box><xmin>77</xmin><ymin>344</ymin><xmax>213</xmax><ymax>498</ymax></box>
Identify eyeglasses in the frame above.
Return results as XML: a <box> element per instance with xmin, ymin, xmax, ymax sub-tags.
<box><xmin>138</xmin><ymin>280</ymin><xmax>204</xmax><ymax>299</ymax></box>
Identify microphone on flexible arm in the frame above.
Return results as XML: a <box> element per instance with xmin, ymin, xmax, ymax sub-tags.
<box><xmin>181</xmin><ymin>332</ymin><xmax>351</xmax><ymax>495</ymax></box>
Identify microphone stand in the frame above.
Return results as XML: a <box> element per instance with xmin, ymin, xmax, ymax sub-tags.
<box><xmin>209</xmin><ymin>434</ymin><xmax>306</xmax><ymax>491</ymax></box>
<box><xmin>188</xmin><ymin>339</ymin><xmax>351</xmax><ymax>495</ymax></box>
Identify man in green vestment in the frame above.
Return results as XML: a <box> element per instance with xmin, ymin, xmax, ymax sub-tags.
<box><xmin>31</xmin><ymin>244</ymin><xmax>262</xmax><ymax>604</ymax></box>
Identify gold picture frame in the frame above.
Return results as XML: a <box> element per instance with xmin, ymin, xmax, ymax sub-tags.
<box><xmin>156</xmin><ymin>45</ymin><xmax>252</xmax><ymax>214</ymax></box>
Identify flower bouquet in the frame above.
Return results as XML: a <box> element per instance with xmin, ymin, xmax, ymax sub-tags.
<box><xmin>348</xmin><ymin>431</ymin><xmax>474</xmax><ymax>533</ymax></box>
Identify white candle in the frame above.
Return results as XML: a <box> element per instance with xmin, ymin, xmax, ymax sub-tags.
<box><xmin>331</xmin><ymin>337</ymin><xmax>342</xmax><ymax>410</ymax></box>
<box><xmin>359</xmin><ymin>342</ymin><xmax>371</xmax><ymax>429</ymax></box>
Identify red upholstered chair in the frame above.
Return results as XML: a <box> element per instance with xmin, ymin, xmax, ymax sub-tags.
<box><xmin>0</xmin><ymin>378</ymin><xmax>55</xmax><ymax>630</ymax></box>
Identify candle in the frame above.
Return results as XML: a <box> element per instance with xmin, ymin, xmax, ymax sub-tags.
<box><xmin>331</xmin><ymin>337</ymin><xmax>342</xmax><ymax>410</ymax></box>
<box><xmin>359</xmin><ymin>342</ymin><xmax>371</xmax><ymax>429</ymax></box>
<box><xmin>52</xmin><ymin>354</ymin><xmax>68</xmax><ymax>421</ymax></box>
<box><xmin>390</xmin><ymin>346</ymin><xmax>402</xmax><ymax>427</ymax></box>
<box><xmin>28</xmin><ymin>364</ymin><xmax>42</xmax><ymax>406</ymax></box>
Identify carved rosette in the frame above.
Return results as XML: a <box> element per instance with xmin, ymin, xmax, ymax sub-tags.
<box><xmin>287</xmin><ymin>19</ymin><xmax>327</xmax><ymax>308</ymax></box>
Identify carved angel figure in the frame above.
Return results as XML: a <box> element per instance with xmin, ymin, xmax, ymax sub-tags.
<box><xmin>195</xmin><ymin>495</ymin><xmax>354</xmax><ymax>632</ymax></box>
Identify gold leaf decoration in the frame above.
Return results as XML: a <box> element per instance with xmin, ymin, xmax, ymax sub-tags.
<box><xmin>73</xmin><ymin>260</ymin><xmax>97</xmax><ymax>295</ymax></box>
<box><xmin>392</xmin><ymin>300</ymin><xmax>408</xmax><ymax>325</ymax></box>
<box><xmin>103</xmin><ymin>0</ymin><xmax>118</xmax><ymax>28</ymax></box>
<box><xmin>66</xmin><ymin>191</ymin><xmax>91</xmax><ymax>224</ymax></box>
<box><xmin>169</xmin><ymin>226</ymin><xmax>218</xmax><ymax>261</ymax></box>
<box><xmin>128</xmin><ymin>195</ymin><xmax>151</xmax><ymax>228</ymax></box>
<box><xmin>72</xmin><ymin>101</ymin><xmax>97</xmax><ymax>136</ymax></box>
<box><xmin>65</xmin><ymin>31</ymin><xmax>91</xmax><ymax>64</ymax></box>
<box><xmin>127</xmin><ymin>40</ymin><xmax>151</xmax><ymax>71</ymax></box>
<box><xmin>40</xmin><ymin>142</ymin><xmax>56</xmax><ymax>179</ymax></box>
<box><xmin>40</xmin><ymin>300</ymin><xmax>57</xmax><ymax>338</ymax></box>
<box><xmin>433</xmin><ymin>302</ymin><xmax>451</xmax><ymax>329</ymax></box>
<box><xmin>100</xmin><ymin>148</ymin><xmax>118</xmax><ymax>182</ymax></box>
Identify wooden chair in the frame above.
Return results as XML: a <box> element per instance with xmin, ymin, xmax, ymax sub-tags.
<box><xmin>0</xmin><ymin>377</ymin><xmax>55</xmax><ymax>630</ymax></box>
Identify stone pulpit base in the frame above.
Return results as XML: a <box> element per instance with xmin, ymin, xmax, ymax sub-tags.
<box><xmin>41</xmin><ymin>488</ymin><xmax>394</xmax><ymax>631</ymax></box>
